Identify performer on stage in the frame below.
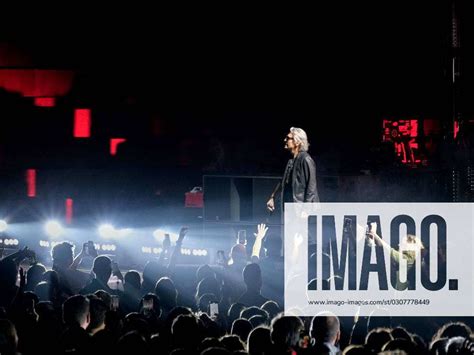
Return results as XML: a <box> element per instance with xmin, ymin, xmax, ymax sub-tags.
<box><xmin>267</xmin><ymin>127</ymin><xmax>319</xmax><ymax>212</ymax></box>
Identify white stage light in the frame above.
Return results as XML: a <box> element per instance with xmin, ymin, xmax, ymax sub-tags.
<box><xmin>0</xmin><ymin>220</ymin><xmax>8</xmax><ymax>232</ymax></box>
<box><xmin>98</xmin><ymin>224</ymin><xmax>115</xmax><ymax>239</ymax></box>
<box><xmin>44</xmin><ymin>221</ymin><xmax>64</xmax><ymax>238</ymax></box>
<box><xmin>153</xmin><ymin>229</ymin><xmax>164</xmax><ymax>239</ymax></box>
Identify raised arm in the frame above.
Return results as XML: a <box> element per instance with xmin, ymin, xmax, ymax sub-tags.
<box><xmin>167</xmin><ymin>227</ymin><xmax>188</xmax><ymax>270</ymax></box>
<box><xmin>70</xmin><ymin>242</ymin><xmax>87</xmax><ymax>270</ymax></box>
<box><xmin>251</xmin><ymin>223</ymin><xmax>269</xmax><ymax>262</ymax></box>
<box><xmin>367</xmin><ymin>231</ymin><xmax>402</xmax><ymax>263</ymax></box>
<box><xmin>3</xmin><ymin>246</ymin><xmax>35</xmax><ymax>266</ymax></box>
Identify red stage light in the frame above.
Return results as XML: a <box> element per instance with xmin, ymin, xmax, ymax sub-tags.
<box><xmin>454</xmin><ymin>121</ymin><xmax>460</xmax><ymax>139</ymax></box>
<box><xmin>26</xmin><ymin>169</ymin><xmax>36</xmax><ymax>197</ymax></box>
<box><xmin>34</xmin><ymin>97</ymin><xmax>56</xmax><ymax>107</ymax></box>
<box><xmin>74</xmin><ymin>109</ymin><xmax>91</xmax><ymax>138</ymax></box>
<box><xmin>65</xmin><ymin>198</ymin><xmax>73</xmax><ymax>224</ymax></box>
<box><xmin>110</xmin><ymin>138</ymin><xmax>126</xmax><ymax>156</ymax></box>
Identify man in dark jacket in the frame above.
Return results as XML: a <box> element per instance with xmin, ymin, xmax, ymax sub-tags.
<box><xmin>267</xmin><ymin>127</ymin><xmax>318</xmax><ymax>256</ymax></box>
<box><xmin>267</xmin><ymin>127</ymin><xmax>318</xmax><ymax>211</ymax></box>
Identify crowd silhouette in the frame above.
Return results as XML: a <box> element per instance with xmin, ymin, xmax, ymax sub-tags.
<box><xmin>0</xmin><ymin>225</ymin><xmax>472</xmax><ymax>354</ymax></box>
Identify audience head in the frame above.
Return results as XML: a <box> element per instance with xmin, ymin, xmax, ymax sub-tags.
<box><xmin>92</xmin><ymin>255</ymin><xmax>112</xmax><ymax>282</ymax></box>
<box><xmin>229</xmin><ymin>244</ymin><xmax>247</xmax><ymax>265</ymax></box>
<box><xmin>219</xmin><ymin>334</ymin><xmax>245</xmax><ymax>352</ymax></box>
<box><xmin>231</xmin><ymin>318</ymin><xmax>252</xmax><ymax>343</ymax></box>
<box><xmin>310</xmin><ymin>311</ymin><xmax>340</xmax><ymax>345</ymax></box>
<box><xmin>228</xmin><ymin>303</ymin><xmax>245</xmax><ymax>326</ymax></box>
<box><xmin>196</xmin><ymin>264</ymin><xmax>216</xmax><ymax>283</ymax></box>
<box><xmin>51</xmin><ymin>241</ymin><xmax>74</xmax><ymax>269</ymax></box>
<box><xmin>172</xmin><ymin>314</ymin><xmax>200</xmax><ymax>350</ymax></box>
<box><xmin>26</xmin><ymin>263</ymin><xmax>46</xmax><ymax>290</ymax></box>
<box><xmin>247</xmin><ymin>326</ymin><xmax>271</xmax><ymax>355</ymax></box>
<box><xmin>261</xmin><ymin>300</ymin><xmax>280</xmax><ymax>319</ymax></box>
<box><xmin>240</xmin><ymin>306</ymin><xmax>268</xmax><ymax>321</ymax></box>
<box><xmin>365</xmin><ymin>327</ymin><xmax>393</xmax><ymax>353</ymax></box>
<box><xmin>63</xmin><ymin>294</ymin><xmax>90</xmax><ymax>329</ymax></box>
<box><xmin>155</xmin><ymin>277</ymin><xmax>178</xmax><ymax>312</ymax></box>
<box><xmin>270</xmin><ymin>314</ymin><xmax>304</xmax><ymax>350</ymax></box>
<box><xmin>196</xmin><ymin>276</ymin><xmax>220</xmax><ymax>301</ymax></box>
<box><xmin>94</xmin><ymin>289</ymin><xmax>112</xmax><ymax>309</ymax></box>
<box><xmin>124</xmin><ymin>270</ymin><xmax>141</xmax><ymax>290</ymax></box>
<box><xmin>86</xmin><ymin>296</ymin><xmax>108</xmax><ymax>334</ymax></box>
<box><xmin>243</xmin><ymin>263</ymin><xmax>262</xmax><ymax>291</ymax></box>
<box><xmin>435</xmin><ymin>321</ymin><xmax>472</xmax><ymax>341</ymax></box>
<box><xmin>139</xmin><ymin>293</ymin><xmax>161</xmax><ymax>317</ymax></box>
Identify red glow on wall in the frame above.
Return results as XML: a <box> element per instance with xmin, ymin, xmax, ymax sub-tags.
<box><xmin>34</xmin><ymin>97</ymin><xmax>56</xmax><ymax>107</ymax></box>
<box><xmin>110</xmin><ymin>138</ymin><xmax>126</xmax><ymax>156</ymax></box>
<box><xmin>0</xmin><ymin>69</ymin><xmax>74</xmax><ymax>97</ymax></box>
<box><xmin>423</xmin><ymin>119</ymin><xmax>441</xmax><ymax>135</ymax></box>
<box><xmin>74</xmin><ymin>109</ymin><xmax>91</xmax><ymax>138</ymax></box>
<box><xmin>454</xmin><ymin>121</ymin><xmax>460</xmax><ymax>139</ymax></box>
<box><xmin>26</xmin><ymin>169</ymin><xmax>36</xmax><ymax>197</ymax></box>
<box><xmin>65</xmin><ymin>198</ymin><xmax>73</xmax><ymax>224</ymax></box>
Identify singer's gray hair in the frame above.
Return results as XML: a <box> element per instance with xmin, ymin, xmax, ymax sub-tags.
<box><xmin>290</xmin><ymin>127</ymin><xmax>310</xmax><ymax>152</ymax></box>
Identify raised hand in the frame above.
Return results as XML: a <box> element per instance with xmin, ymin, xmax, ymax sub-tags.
<box><xmin>177</xmin><ymin>227</ymin><xmax>189</xmax><ymax>244</ymax></box>
<box><xmin>253</xmin><ymin>223</ymin><xmax>268</xmax><ymax>240</ymax></box>
<box><xmin>294</xmin><ymin>233</ymin><xmax>304</xmax><ymax>248</ymax></box>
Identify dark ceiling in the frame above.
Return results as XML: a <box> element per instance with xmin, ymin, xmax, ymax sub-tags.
<box><xmin>1</xmin><ymin>2</ymin><xmax>472</xmax><ymax>175</ymax></box>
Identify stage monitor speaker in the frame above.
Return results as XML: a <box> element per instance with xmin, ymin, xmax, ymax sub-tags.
<box><xmin>203</xmin><ymin>176</ymin><xmax>231</xmax><ymax>221</ymax></box>
<box><xmin>203</xmin><ymin>175</ymin><xmax>281</xmax><ymax>223</ymax></box>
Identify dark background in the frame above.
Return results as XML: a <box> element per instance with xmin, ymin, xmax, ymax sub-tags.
<box><xmin>0</xmin><ymin>2</ymin><xmax>473</xmax><ymax>221</ymax></box>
